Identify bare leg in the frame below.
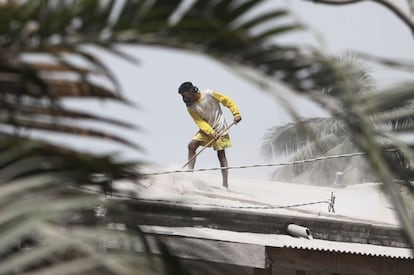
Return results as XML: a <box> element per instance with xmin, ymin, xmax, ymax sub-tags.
<box><xmin>217</xmin><ymin>150</ymin><xmax>228</xmax><ymax>188</ymax></box>
<box><xmin>187</xmin><ymin>140</ymin><xmax>202</xmax><ymax>169</ymax></box>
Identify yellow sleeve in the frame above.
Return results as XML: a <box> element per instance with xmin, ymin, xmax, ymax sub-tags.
<box><xmin>211</xmin><ymin>91</ymin><xmax>240</xmax><ymax>117</ymax></box>
<box><xmin>188</xmin><ymin>108</ymin><xmax>215</xmax><ymax>136</ymax></box>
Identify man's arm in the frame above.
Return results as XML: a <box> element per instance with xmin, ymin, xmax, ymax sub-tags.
<box><xmin>211</xmin><ymin>91</ymin><xmax>241</xmax><ymax>123</ymax></box>
<box><xmin>188</xmin><ymin>108</ymin><xmax>215</xmax><ymax>136</ymax></box>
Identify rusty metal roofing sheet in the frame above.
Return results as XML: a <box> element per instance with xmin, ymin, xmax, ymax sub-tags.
<box><xmin>275</xmin><ymin>236</ymin><xmax>413</xmax><ymax>259</ymax></box>
<box><xmin>142</xmin><ymin>226</ymin><xmax>413</xmax><ymax>259</ymax></box>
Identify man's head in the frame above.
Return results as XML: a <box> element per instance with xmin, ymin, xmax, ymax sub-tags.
<box><xmin>178</xmin><ymin>81</ymin><xmax>199</xmax><ymax>106</ymax></box>
<box><xmin>178</xmin><ymin>82</ymin><xmax>198</xmax><ymax>94</ymax></box>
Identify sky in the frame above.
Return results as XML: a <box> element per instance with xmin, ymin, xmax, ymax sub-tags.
<box><xmin>288</xmin><ymin>0</ymin><xmax>414</xmax><ymax>86</ymax></box>
<box><xmin>55</xmin><ymin>0</ymin><xmax>414</xmax><ymax>181</ymax></box>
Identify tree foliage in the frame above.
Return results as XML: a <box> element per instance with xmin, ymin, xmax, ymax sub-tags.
<box><xmin>0</xmin><ymin>0</ymin><xmax>348</xmax><ymax>273</ymax></box>
<box><xmin>262</xmin><ymin>56</ymin><xmax>414</xmax><ymax>186</ymax></box>
<box><xmin>0</xmin><ymin>0</ymin><xmax>413</xmax><ymax>273</ymax></box>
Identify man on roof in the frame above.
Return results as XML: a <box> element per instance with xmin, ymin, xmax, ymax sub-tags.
<box><xmin>178</xmin><ymin>81</ymin><xmax>242</xmax><ymax>189</ymax></box>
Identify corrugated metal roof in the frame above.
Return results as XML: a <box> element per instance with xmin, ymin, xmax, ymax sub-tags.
<box><xmin>274</xmin><ymin>236</ymin><xmax>413</xmax><ymax>259</ymax></box>
<box><xmin>141</xmin><ymin>225</ymin><xmax>414</xmax><ymax>259</ymax></box>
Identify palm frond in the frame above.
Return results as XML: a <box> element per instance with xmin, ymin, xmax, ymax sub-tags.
<box><xmin>322</xmin><ymin>53</ymin><xmax>376</xmax><ymax>97</ymax></box>
<box><xmin>0</xmin><ymin>0</ymin><xmax>412</xmax><ymax>270</ymax></box>
<box><xmin>0</xmin><ymin>134</ymin><xmax>176</xmax><ymax>274</ymax></box>
<box><xmin>261</xmin><ymin>117</ymin><xmax>348</xmax><ymax>159</ymax></box>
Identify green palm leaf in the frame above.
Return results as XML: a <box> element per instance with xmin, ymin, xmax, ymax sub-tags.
<box><xmin>0</xmin><ymin>135</ymin><xmax>178</xmax><ymax>274</ymax></box>
<box><xmin>262</xmin><ymin>56</ymin><xmax>414</xmax><ymax>187</ymax></box>
<box><xmin>0</xmin><ymin>0</ymin><xmax>412</xmax><ymax>272</ymax></box>
<box><xmin>262</xmin><ymin>54</ymin><xmax>414</xmax><ymax>247</ymax></box>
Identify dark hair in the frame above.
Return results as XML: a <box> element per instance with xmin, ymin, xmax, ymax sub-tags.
<box><xmin>178</xmin><ymin>81</ymin><xmax>198</xmax><ymax>94</ymax></box>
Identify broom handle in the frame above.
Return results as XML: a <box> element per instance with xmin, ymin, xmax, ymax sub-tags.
<box><xmin>182</xmin><ymin>122</ymin><xmax>236</xmax><ymax>169</ymax></box>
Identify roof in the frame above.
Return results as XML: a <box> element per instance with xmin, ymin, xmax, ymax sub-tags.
<box><xmin>141</xmin><ymin>225</ymin><xmax>414</xmax><ymax>260</ymax></box>
<box><xmin>118</xmin><ymin>172</ymin><xmax>399</xmax><ymax>226</ymax></box>
<box><xmin>112</xmin><ymin>172</ymin><xmax>411</xmax><ymax>259</ymax></box>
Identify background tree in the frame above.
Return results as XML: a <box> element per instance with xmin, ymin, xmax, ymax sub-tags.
<box><xmin>300</xmin><ymin>0</ymin><xmax>414</xmax><ymax>251</ymax></box>
<box><xmin>261</xmin><ymin>56</ymin><xmax>414</xmax><ymax>186</ymax></box>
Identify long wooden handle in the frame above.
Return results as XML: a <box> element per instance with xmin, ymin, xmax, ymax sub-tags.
<box><xmin>182</xmin><ymin>122</ymin><xmax>236</xmax><ymax>169</ymax></box>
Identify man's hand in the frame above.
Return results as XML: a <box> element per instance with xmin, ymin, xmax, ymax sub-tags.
<box><xmin>234</xmin><ymin>115</ymin><xmax>242</xmax><ymax>124</ymax></box>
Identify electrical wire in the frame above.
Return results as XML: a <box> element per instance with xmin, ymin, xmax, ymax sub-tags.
<box><xmin>73</xmin><ymin>184</ymin><xmax>336</xmax><ymax>212</ymax></box>
<box><xmin>142</xmin><ymin>152</ymin><xmax>368</xmax><ymax>176</ymax></box>
<box><xmin>77</xmin><ymin>150</ymin><xmax>405</xmax><ymax>213</ymax></box>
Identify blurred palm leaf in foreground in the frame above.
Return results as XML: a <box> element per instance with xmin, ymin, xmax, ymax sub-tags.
<box><xmin>0</xmin><ymin>0</ymin><xmax>178</xmax><ymax>274</ymax></box>
<box><xmin>261</xmin><ymin>56</ymin><xmax>408</xmax><ymax>186</ymax></box>
<box><xmin>262</xmin><ymin>55</ymin><xmax>414</xmax><ymax>247</ymax></box>
<box><xmin>0</xmin><ymin>0</ymin><xmax>346</xmax><ymax>273</ymax></box>
<box><xmin>1</xmin><ymin>0</ymin><xmax>413</xmax><ymax>273</ymax></box>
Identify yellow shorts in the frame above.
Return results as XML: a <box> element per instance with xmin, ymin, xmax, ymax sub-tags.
<box><xmin>193</xmin><ymin>132</ymin><xmax>231</xmax><ymax>151</ymax></box>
